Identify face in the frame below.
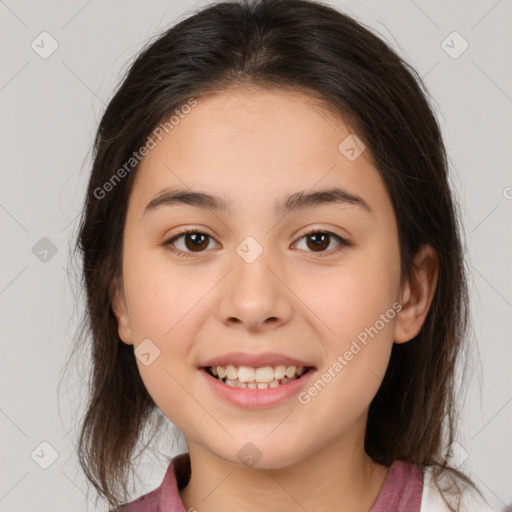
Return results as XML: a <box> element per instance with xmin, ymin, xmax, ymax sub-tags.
<box><xmin>112</xmin><ymin>88</ymin><xmax>417</xmax><ymax>469</ymax></box>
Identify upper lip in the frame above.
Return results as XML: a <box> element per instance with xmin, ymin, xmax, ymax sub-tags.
<box><xmin>200</xmin><ymin>352</ymin><xmax>316</xmax><ymax>369</ymax></box>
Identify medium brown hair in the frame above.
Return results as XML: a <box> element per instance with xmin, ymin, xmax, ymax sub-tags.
<box><xmin>66</xmin><ymin>0</ymin><xmax>484</xmax><ymax>509</ymax></box>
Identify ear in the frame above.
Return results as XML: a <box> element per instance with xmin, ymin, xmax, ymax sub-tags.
<box><xmin>394</xmin><ymin>244</ymin><xmax>439</xmax><ymax>344</ymax></box>
<box><xmin>110</xmin><ymin>276</ymin><xmax>134</xmax><ymax>345</ymax></box>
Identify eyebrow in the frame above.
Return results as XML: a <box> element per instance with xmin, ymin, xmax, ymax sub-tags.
<box><xmin>144</xmin><ymin>186</ymin><xmax>373</xmax><ymax>216</ymax></box>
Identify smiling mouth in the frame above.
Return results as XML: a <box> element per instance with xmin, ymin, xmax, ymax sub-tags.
<box><xmin>203</xmin><ymin>365</ymin><xmax>314</xmax><ymax>390</ymax></box>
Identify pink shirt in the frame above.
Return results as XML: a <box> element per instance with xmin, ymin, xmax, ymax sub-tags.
<box><xmin>117</xmin><ymin>453</ymin><xmax>423</xmax><ymax>512</ymax></box>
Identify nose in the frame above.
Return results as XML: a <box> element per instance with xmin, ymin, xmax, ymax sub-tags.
<box><xmin>214</xmin><ymin>247</ymin><xmax>294</xmax><ymax>333</ymax></box>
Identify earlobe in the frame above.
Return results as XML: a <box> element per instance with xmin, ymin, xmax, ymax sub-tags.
<box><xmin>393</xmin><ymin>244</ymin><xmax>439</xmax><ymax>344</ymax></box>
<box><xmin>110</xmin><ymin>277</ymin><xmax>134</xmax><ymax>345</ymax></box>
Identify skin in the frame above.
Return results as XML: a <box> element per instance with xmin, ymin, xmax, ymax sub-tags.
<box><xmin>111</xmin><ymin>87</ymin><xmax>439</xmax><ymax>512</ymax></box>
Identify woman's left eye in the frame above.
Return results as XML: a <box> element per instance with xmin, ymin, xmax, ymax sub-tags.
<box><xmin>163</xmin><ymin>229</ymin><xmax>350</xmax><ymax>257</ymax></box>
<box><xmin>292</xmin><ymin>229</ymin><xmax>350</xmax><ymax>254</ymax></box>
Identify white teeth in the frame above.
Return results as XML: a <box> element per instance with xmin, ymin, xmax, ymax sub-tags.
<box><xmin>226</xmin><ymin>364</ymin><xmax>237</xmax><ymax>380</ymax></box>
<box><xmin>213</xmin><ymin>364</ymin><xmax>306</xmax><ymax>383</ymax></box>
<box><xmin>285</xmin><ymin>365</ymin><xmax>297</xmax><ymax>378</ymax></box>
<box><xmin>274</xmin><ymin>365</ymin><xmax>286</xmax><ymax>380</ymax></box>
<box><xmin>222</xmin><ymin>377</ymin><xmax>295</xmax><ymax>389</ymax></box>
<box><xmin>238</xmin><ymin>366</ymin><xmax>255</xmax><ymax>383</ymax></box>
<box><xmin>209</xmin><ymin>363</ymin><xmax>310</xmax><ymax>389</ymax></box>
<box><xmin>255</xmin><ymin>366</ymin><xmax>275</xmax><ymax>383</ymax></box>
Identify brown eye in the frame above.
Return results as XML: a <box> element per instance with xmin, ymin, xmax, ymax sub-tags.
<box><xmin>305</xmin><ymin>232</ymin><xmax>330</xmax><ymax>251</ymax></box>
<box><xmin>293</xmin><ymin>229</ymin><xmax>350</xmax><ymax>254</ymax></box>
<box><xmin>164</xmin><ymin>230</ymin><xmax>219</xmax><ymax>256</ymax></box>
<box><xmin>182</xmin><ymin>232</ymin><xmax>210</xmax><ymax>252</ymax></box>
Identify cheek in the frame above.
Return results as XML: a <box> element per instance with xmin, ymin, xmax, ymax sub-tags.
<box><xmin>135</xmin><ymin>356</ymin><xmax>199</xmax><ymax>442</ymax></box>
<box><xmin>122</xmin><ymin>246</ymin><xmax>200</xmax><ymax>338</ymax></box>
<box><xmin>126</xmin><ymin>268</ymin><xmax>199</xmax><ymax>425</ymax></box>
<box><xmin>299</xmin><ymin>249</ymin><xmax>399</xmax><ymax>345</ymax></box>
<box><xmin>295</xmin><ymin>265</ymin><xmax>397</xmax><ymax>430</ymax></box>
<box><xmin>294</xmin><ymin>247</ymin><xmax>400</xmax><ymax>409</ymax></box>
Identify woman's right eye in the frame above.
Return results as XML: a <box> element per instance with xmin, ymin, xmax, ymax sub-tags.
<box><xmin>163</xmin><ymin>230</ymin><xmax>220</xmax><ymax>257</ymax></box>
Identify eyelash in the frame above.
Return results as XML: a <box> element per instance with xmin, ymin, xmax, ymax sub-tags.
<box><xmin>162</xmin><ymin>228</ymin><xmax>351</xmax><ymax>258</ymax></box>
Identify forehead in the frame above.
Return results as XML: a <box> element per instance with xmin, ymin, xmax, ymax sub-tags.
<box><xmin>129</xmin><ymin>87</ymin><xmax>389</xmax><ymax>217</ymax></box>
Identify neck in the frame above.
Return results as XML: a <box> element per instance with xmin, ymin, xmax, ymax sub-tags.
<box><xmin>179</xmin><ymin>435</ymin><xmax>389</xmax><ymax>512</ymax></box>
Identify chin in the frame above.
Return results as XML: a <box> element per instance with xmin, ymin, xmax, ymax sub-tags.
<box><xmin>213</xmin><ymin>441</ymin><xmax>308</xmax><ymax>471</ymax></box>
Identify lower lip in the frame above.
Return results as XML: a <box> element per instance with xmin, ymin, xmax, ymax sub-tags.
<box><xmin>199</xmin><ymin>367</ymin><xmax>316</xmax><ymax>409</ymax></box>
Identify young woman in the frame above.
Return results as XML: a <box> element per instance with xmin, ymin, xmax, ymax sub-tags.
<box><xmin>72</xmin><ymin>0</ymin><xmax>496</xmax><ymax>510</ymax></box>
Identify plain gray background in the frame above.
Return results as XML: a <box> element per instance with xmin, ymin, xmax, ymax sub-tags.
<box><xmin>1</xmin><ymin>0</ymin><xmax>511</xmax><ymax>510</ymax></box>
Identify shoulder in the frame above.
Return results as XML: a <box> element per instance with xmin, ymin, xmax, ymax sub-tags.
<box><xmin>420</xmin><ymin>466</ymin><xmax>497</xmax><ymax>512</ymax></box>
<box><xmin>110</xmin><ymin>486</ymin><xmax>162</xmax><ymax>512</ymax></box>
<box><xmin>110</xmin><ymin>453</ymin><xmax>190</xmax><ymax>512</ymax></box>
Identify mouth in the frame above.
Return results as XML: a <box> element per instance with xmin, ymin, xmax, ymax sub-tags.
<box><xmin>203</xmin><ymin>364</ymin><xmax>314</xmax><ymax>390</ymax></box>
